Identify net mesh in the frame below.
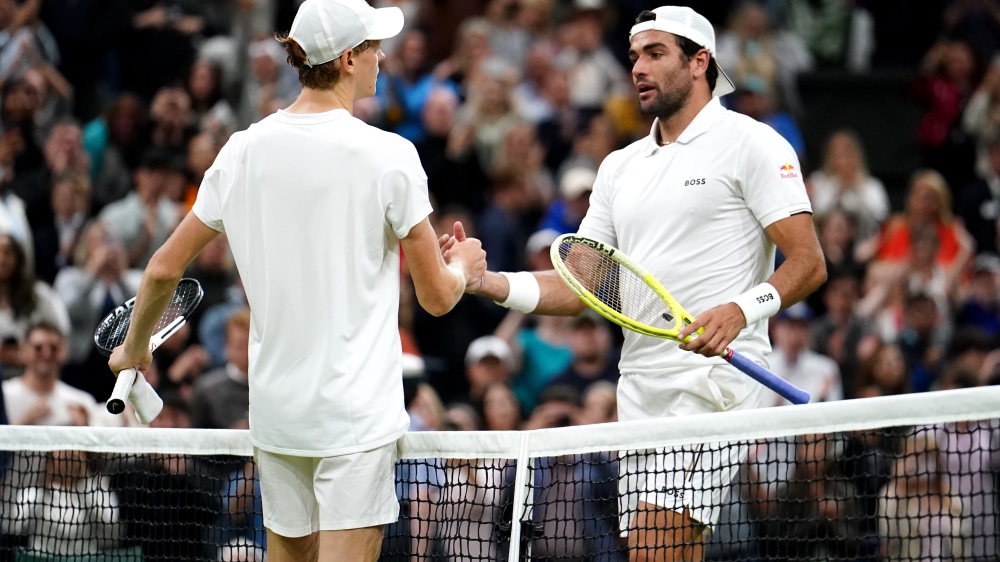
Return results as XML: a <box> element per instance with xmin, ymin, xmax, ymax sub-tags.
<box><xmin>93</xmin><ymin>279</ymin><xmax>205</xmax><ymax>356</ymax></box>
<box><xmin>555</xmin><ymin>239</ymin><xmax>682</xmax><ymax>332</ymax></box>
<box><xmin>1</xmin><ymin>388</ymin><xmax>997</xmax><ymax>562</ymax></box>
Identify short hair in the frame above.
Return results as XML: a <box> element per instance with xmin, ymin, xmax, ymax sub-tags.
<box><xmin>25</xmin><ymin>320</ymin><xmax>66</xmax><ymax>341</ymax></box>
<box><xmin>274</xmin><ymin>33</ymin><xmax>379</xmax><ymax>90</ymax></box>
<box><xmin>226</xmin><ymin>307</ymin><xmax>251</xmax><ymax>334</ymax></box>
<box><xmin>633</xmin><ymin>10</ymin><xmax>719</xmax><ymax>93</ymax></box>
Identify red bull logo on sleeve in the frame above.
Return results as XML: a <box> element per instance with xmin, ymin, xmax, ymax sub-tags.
<box><xmin>779</xmin><ymin>163</ymin><xmax>798</xmax><ymax>179</ymax></box>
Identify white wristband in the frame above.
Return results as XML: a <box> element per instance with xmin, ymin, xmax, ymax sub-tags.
<box><xmin>499</xmin><ymin>271</ymin><xmax>540</xmax><ymax>313</ymax></box>
<box><xmin>731</xmin><ymin>283</ymin><xmax>781</xmax><ymax>326</ymax></box>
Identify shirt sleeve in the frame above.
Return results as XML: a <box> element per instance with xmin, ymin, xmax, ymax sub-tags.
<box><xmin>192</xmin><ymin>133</ymin><xmax>244</xmax><ymax>233</ymax></box>
<box><xmin>380</xmin><ymin>139</ymin><xmax>432</xmax><ymax>239</ymax></box>
<box><xmin>577</xmin><ymin>153</ymin><xmax>620</xmax><ymax>247</ymax></box>
<box><xmin>741</xmin><ymin>123</ymin><xmax>812</xmax><ymax>229</ymax></box>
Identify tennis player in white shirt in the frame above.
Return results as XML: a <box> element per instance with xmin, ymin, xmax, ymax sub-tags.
<box><xmin>466</xmin><ymin>6</ymin><xmax>826</xmax><ymax>561</ymax></box>
<box><xmin>108</xmin><ymin>1</ymin><xmax>486</xmax><ymax>561</ymax></box>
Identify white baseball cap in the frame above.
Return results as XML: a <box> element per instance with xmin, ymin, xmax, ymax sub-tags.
<box><xmin>560</xmin><ymin>166</ymin><xmax>597</xmax><ymax>200</ymax></box>
<box><xmin>465</xmin><ymin>336</ymin><xmax>516</xmax><ymax>371</ymax></box>
<box><xmin>629</xmin><ymin>6</ymin><xmax>735</xmax><ymax>97</ymax></box>
<box><xmin>289</xmin><ymin>0</ymin><xmax>404</xmax><ymax>67</ymax></box>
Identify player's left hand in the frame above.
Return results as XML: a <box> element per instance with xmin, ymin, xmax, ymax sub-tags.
<box><xmin>678</xmin><ymin>303</ymin><xmax>746</xmax><ymax>357</ymax></box>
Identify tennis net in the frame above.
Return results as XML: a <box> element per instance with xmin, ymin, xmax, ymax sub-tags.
<box><xmin>1</xmin><ymin>386</ymin><xmax>997</xmax><ymax>561</ymax></box>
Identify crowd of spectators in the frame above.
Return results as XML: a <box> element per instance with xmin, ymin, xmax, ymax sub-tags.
<box><xmin>0</xmin><ymin>0</ymin><xmax>998</xmax><ymax>560</ymax></box>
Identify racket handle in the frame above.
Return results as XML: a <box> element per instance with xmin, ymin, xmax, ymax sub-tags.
<box><xmin>724</xmin><ymin>349</ymin><xmax>811</xmax><ymax>405</ymax></box>
<box><xmin>107</xmin><ymin>368</ymin><xmax>137</xmax><ymax>415</ymax></box>
<box><xmin>128</xmin><ymin>372</ymin><xmax>164</xmax><ymax>425</ymax></box>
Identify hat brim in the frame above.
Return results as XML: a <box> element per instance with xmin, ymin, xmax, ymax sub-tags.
<box><xmin>366</xmin><ymin>6</ymin><xmax>405</xmax><ymax>41</ymax></box>
<box><xmin>713</xmin><ymin>62</ymin><xmax>735</xmax><ymax>98</ymax></box>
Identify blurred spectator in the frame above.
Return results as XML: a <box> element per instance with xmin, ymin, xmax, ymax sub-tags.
<box><xmin>539</xmin><ymin>165</ymin><xmax>596</xmax><ymax>234</ymax></box>
<box><xmin>860</xmin><ymin>169</ymin><xmax>974</xmax><ymax>274</ymax></box>
<box><xmin>522</xmin><ymin>384</ymin><xmax>580</xmax><ymax>431</ymax></box>
<box><xmin>957</xmin><ymin>133</ymin><xmax>1000</xmax><ymax>256</ymax></box>
<box><xmin>146</xmin><ymin>86</ymin><xmax>197</xmax><ymax>157</ymax></box>
<box><xmin>454</xmin><ymin>57</ymin><xmax>522</xmax><ymax>175</ymax></box>
<box><xmin>31</xmin><ymin>171</ymin><xmax>89</xmax><ymax>284</ymax></box>
<box><xmin>180</xmin><ymin>130</ymin><xmax>224</xmax><ymax>212</ymax></box>
<box><xmin>460</xmin><ymin>335</ymin><xmax>518</xmax><ymax>407</ymax></box>
<box><xmin>574</xmin><ymin>379</ymin><xmax>617</xmax><ymax>425</ymax></box>
<box><xmin>955</xmin><ymin>254</ymin><xmax>1000</xmax><ymax>336</ymax></box>
<box><xmin>896</xmin><ymin>292</ymin><xmax>949</xmax><ymax>393</ymax></box>
<box><xmin>716</xmin><ymin>1</ymin><xmax>813</xmax><ymax>114</ymax></box>
<box><xmin>1</xmin><ymin>449</ymin><xmax>124</xmax><ymax>557</ymax></box>
<box><xmin>98</xmin><ymin>148</ymin><xmax>182</xmax><ymax>269</ymax></box>
<box><xmin>190</xmin><ymin>307</ymin><xmax>249</xmax><ymax>430</ymax></box>
<box><xmin>914</xmin><ymin>39</ymin><xmax>979</xmax><ymax>191</ymax></box>
<box><xmin>82</xmin><ymin>93</ymin><xmax>149</xmax><ymax>213</ymax></box>
<box><xmin>768</xmin><ymin>302</ymin><xmax>842</xmax><ymax>406</ymax></box>
<box><xmin>815</xmin><ymin>208</ymin><xmax>865</xmax><ymax>291</ymax></box>
<box><xmin>553</xmin><ymin>3</ymin><xmax>631</xmax><ymax>119</ymax></box>
<box><xmin>810</xmin><ymin>272</ymin><xmax>875</xmax><ymax>398</ymax></box>
<box><xmin>2</xmin><ymin>321</ymin><xmax>96</xmax><ymax>426</ymax></box>
<box><xmin>544</xmin><ymin>310</ymin><xmax>619</xmax><ymax>396</ymax></box>
<box><xmin>855</xmin><ymin>341</ymin><xmax>910</xmax><ymax>397</ymax></box>
<box><xmin>477</xmin><ymin>166</ymin><xmax>534</xmax><ymax>273</ymax></box>
<box><xmin>11</xmin><ymin>120</ymin><xmax>89</xmax><ymax>236</ymax></box>
<box><xmin>220</xmin><ymin>460</ymin><xmax>265</xmax><ymax>560</ymax></box>
<box><xmin>415</xmin><ymin>86</ymin><xmax>490</xmax><ymax>213</ymax></box>
<box><xmin>492</xmin><ymin>120</ymin><xmax>552</xmax><ymax>206</ymax></box>
<box><xmin>0</xmin><ymin>233</ymin><xmax>68</xmax><ymax>374</ymax></box>
<box><xmin>433</xmin><ymin>17</ymin><xmax>494</xmax><ymax>91</ymax></box>
<box><xmin>512</xmin><ymin>40</ymin><xmax>560</xmax><ymax>124</ymax></box>
<box><xmin>182</xmin><ymin>231</ymin><xmax>234</xmax><ymax>337</ymax></box>
<box><xmin>477</xmin><ymin>381</ymin><xmax>522</xmax><ymax>431</ymax></box>
<box><xmin>731</xmin><ymin>74</ymin><xmax>806</xmax><ymax>160</ymax></box>
<box><xmin>53</xmin><ymin>220</ymin><xmax>141</xmax><ymax>401</ymax></box>
<box><xmin>961</xmin><ymin>53</ymin><xmax>1000</xmax><ymax>180</ymax></box>
<box><xmin>185</xmin><ymin>58</ymin><xmax>235</xmax><ymax>136</ymax></box>
<box><xmin>534</xmin><ymin>61</ymin><xmax>579</xmax><ymax>172</ymax></box>
<box><xmin>807</xmin><ymin>129</ymin><xmax>890</xmax><ymax>239</ymax></box>
<box><xmin>238</xmin><ymin>37</ymin><xmax>300</xmax><ymax>129</ymax></box>
<box><xmin>483</xmin><ymin>0</ymin><xmax>531</xmax><ymax>69</ymax></box>
<box><xmin>878</xmin><ymin>430</ymin><xmax>968</xmax><ymax>561</ymax></box>
<box><xmin>442</xmin><ymin>402</ymin><xmax>484</xmax><ymax>432</ymax></box>
<box><xmin>1</xmin><ymin>73</ymin><xmax>45</xmax><ymax>176</ymax></box>
<box><xmin>0</xmin><ymin>0</ymin><xmax>60</xmax><ymax>84</ymax></box>
<box><xmin>375</xmin><ymin>29</ymin><xmax>460</xmax><ymax>143</ymax></box>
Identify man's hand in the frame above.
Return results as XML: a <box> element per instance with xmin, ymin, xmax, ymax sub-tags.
<box><xmin>108</xmin><ymin>344</ymin><xmax>153</xmax><ymax>383</ymax></box>
<box><xmin>441</xmin><ymin>221</ymin><xmax>487</xmax><ymax>292</ymax></box>
<box><xmin>677</xmin><ymin>302</ymin><xmax>746</xmax><ymax>358</ymax></box>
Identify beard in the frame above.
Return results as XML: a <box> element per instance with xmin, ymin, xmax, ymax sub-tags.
<box><xmin>639</xmin><ymin>78</ymin><xmax>692</xmax><ymax>121</ymax></box>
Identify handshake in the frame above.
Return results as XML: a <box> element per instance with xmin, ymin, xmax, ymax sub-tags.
<box><xmin>437</xmin><ymin>221</ymin><xmax>488</xmax><ymax>295</ymax></box>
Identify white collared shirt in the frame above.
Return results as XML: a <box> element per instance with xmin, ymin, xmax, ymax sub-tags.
<box><xmin>578</xmin><ymin>98</ymin><xmax>811</xmax><ymax>380</ymax></box>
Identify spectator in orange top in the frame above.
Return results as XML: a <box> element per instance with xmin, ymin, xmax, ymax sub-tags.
<box><xmin>858</xmin><ymin>168</ymin><xmax>974</xmax><ymax>273</ymax></box>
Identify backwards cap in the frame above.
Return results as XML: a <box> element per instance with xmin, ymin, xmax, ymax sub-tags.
<box><xmin>629</xmin><ymin>6</ymin><xmax>735</xmax><ymax>97</ymax></box>
<box><xmin>289</xmin><ymin>0</ymin><xmax>404</xmax><ymax>67</ymax></box>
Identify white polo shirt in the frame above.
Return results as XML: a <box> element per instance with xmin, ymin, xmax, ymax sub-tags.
<box><xmin>578</xmin><ymin>98</ymin><xmax>811</xmax><ymax>412</ymax></box>
<box><xmin>193</xmin><ymin>108</ymin><xmax>430</xmax><ymax>456</ymax></box>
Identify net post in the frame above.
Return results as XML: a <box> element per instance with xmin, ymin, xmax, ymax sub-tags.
<box><xmin>506</xmin><ymin>432</ymin><xmax>532</xmax><ymax>562</ymax></box>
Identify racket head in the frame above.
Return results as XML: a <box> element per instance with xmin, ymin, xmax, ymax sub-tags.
<box><xmin>550</xmin><ymin>234</ymin><xmax>695</xmax><ymax>341</ymax></box>
<box><xmin>93</xmin><ymin>278</ymin><xmax>204</xmax><ymax>356</ymax></box>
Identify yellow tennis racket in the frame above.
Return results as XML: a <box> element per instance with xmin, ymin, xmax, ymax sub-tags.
<box><xmin>550</xmin><ymin>233</ymin><xmax>809</xmax><ymax>405</ymax></box>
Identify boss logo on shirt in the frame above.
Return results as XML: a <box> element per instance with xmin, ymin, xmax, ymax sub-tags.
<box><xmin>779</xmin><ymin>163</ymin><xmax>798</xmax><ymax>179</ymax></box>
<box><xmin>684</xmin><ymin>178</ymin><xmax>706</xmax><ymax>186</ymax></box>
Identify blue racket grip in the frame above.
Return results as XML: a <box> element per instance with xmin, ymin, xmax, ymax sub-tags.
<box><xmin>724</xmin><ymin>348</ymin><xmax>810</xmax><ymax>405</ymax></box>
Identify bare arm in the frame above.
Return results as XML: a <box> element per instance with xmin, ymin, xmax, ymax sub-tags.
<box><xmin>472</xmin><ymin>268</ymin><xmax>586</xmax><ymax>316</ymax></box>
<box><xmin>679</xmin><ymin>213</ymin><xmax>827</xmax><ymax>357</ymax></box>
<box><xmin>108</xmin><ymin>213</ymin><xmax>220</xmax><ymax>374</ymax></box>
<box><xmin>402</xmin><ymin>219</ymin><xmax>485</xmax><ymax>317</ymax></box>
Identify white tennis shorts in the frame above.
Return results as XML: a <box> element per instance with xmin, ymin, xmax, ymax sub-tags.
<box><xmin>616</xmin><ymin>364</ymin><xmax>765</xmax><ymax>531</ymax></box>
<box><xmin>254</xmin><ymin>440</ymin><xmax>400</xmax><ymax>537</ymax></box>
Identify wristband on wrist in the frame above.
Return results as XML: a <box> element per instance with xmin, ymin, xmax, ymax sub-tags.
<box><xmin>499</xmin><ymin>271</ymin><xmax>540</xmax><ymax>313</ymax></box>
<box><xmin>731</xmin><ymin>283</ymin><xmax>781</xmax><ymax>326</ymax></box>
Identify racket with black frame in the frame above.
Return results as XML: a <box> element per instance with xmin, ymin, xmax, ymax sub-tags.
<box><xmin>550</xmin><ymin>234</ymin><xmax>809</xmax><ymax>405</ymax></box>
<box><xmin>94</xmin><ymin>278</ymin><xmax>204</xmax><ymax>423</ymax></box>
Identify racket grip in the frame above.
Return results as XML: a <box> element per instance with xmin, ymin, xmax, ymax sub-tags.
<box><xmin>107</xmin><ymin>368</ymin><xmax>137</xmax><ymax>415</ymax></box>
<box><xmin>128</xmin><ymin>372</ymin><xmax>164</xmax><ymax>425</ymax></box>
<box><xmin>724</xmin><ymin>349</ymin><xmax>811</xmax><ymax>405</ymax></box>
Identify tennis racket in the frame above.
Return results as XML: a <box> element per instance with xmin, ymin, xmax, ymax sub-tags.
<box><xmin>94</xmin><ymin>278</ymin><xmax>204</xmax><ymax>423</ymax></box>
<box><xmin>550</xmin><ymin>234</ymin><xmax>809</xmax><ymax>405</ymax></box>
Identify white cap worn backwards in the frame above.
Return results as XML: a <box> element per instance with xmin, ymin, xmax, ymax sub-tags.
<box><xmin>289</xmin><ymin>0</ymin><xmax>405</xmax><ymax>67</ymax></box>
<box><xmin>629</xmin><ymin>6</ymin><xmax>735</xmax><ymax>97</ymax></box>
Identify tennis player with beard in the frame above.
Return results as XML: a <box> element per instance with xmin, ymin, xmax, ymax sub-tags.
<box><xmin>462</xmin><ymin>6</ymin><xmax>826</xmax><ymax>561</ymax></box>
<box><xmin>108</xmin><ymin>1</ymin><xmax>486</xmax><ymax>560</ymax></box>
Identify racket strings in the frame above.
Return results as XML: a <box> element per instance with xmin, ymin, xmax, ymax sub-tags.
<box><xmin>94</xmin><ymin>279</ymin><xmax>204</xmax><ymax>356</ymax></box>
<box><xmin>557</xmin><ymin>241</ymin><xmax>675</xmax><ymax>330</ymax></box>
